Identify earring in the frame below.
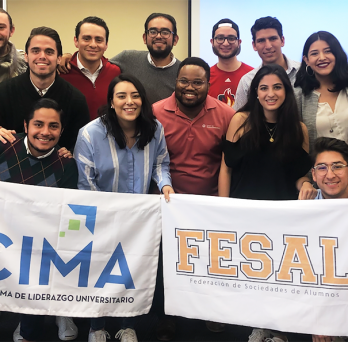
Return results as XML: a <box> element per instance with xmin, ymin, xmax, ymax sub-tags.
<box><xmin>306</xmin><ymin>65</ymin><xmax>314</xmax><ymax>76</ymax></box>
<box><xmin>257</xmin><ymin>96</ymin><xmax>259</xmax><ymax>99</ymax></box>
<box><xmin>111</xmin><ymin>105</ymin><xmax>113</xmax><ymax>108</ymax></box>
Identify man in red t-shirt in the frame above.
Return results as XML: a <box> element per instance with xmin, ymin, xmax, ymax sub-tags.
<box><xmin>209</xmin><ymin>19</ymin><xmax>253</xmax><ymax>108</ymax></box>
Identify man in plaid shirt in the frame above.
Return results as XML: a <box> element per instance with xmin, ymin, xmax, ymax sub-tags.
<box><xmin>0</xmin><ymin>98</ymin><xmax>78</xmax><ymax>341</ymax></box>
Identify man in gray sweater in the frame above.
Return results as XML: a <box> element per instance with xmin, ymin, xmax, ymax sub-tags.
<box><xmin>109</xmin><ymin>13</ymin><xmax>180</xmax><ymax>104</ymax></box>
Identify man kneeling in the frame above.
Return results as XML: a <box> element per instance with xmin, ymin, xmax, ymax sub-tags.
<box><xmin>0</xmin><ymin>98</ymin><xmax>78</xmax><ymax>342</ymax></box>
<box><xmin>311</xmin><ymin>137</ymin><xmax>348</xmax><ymax>342</ymax></box>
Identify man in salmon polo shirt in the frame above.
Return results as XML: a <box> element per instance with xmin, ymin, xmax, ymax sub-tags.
<box><xmin>152</xmin><ymin>57</ymin><xmax>234</xmax><ymax>340</ymax></box>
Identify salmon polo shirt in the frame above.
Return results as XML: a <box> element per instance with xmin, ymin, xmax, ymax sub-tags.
<box><xmin>153</xmin><ymin>93</ymin><xmax>235</xmax><ymax>196</ymax></box>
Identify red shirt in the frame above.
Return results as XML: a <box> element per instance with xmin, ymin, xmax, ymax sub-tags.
<box><xmin>209</xmin><ymin>63</ymin><xmax>253</xmax><ymax>108</ymax></box>
<box><xmin>153</xmin><ymin>93</ymin><xmax>235</xmax><ymax>196</ymax></box>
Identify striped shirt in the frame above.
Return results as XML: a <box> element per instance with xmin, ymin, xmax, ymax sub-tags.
<box><xmin>73</xmin><ymin>118</ymin><xmax>172</xmax><ymax>193</ymax></box>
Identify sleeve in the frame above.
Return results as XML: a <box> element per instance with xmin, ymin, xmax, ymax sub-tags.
<box><xmin>151</xmin><ymin>123</ymin><xmax>172</xmax><ymax>191</ymax></box>
<box><xmin>294</xmin><ymin>86</ymin><xmax>303</xmax><ymax>120</ymax></box>
<box><xmin>0</xmin><ymin>85</ymin><xmax>9</xmax><ymax>128</ymax></box>
<box><xmin>109</xmin><ymin>51</ymin><xmax>126</xmax><ymax>72</ymax></box>
<box><xmin>233</xmin><ymin>76</ymin><xmax>248</xmax><ymax>111</ymax></box>
<box><xmin>60</xmin><ymin>90</ymin><xmax>90</xmax><ymax>151</ymax></box>
<box><xmin>73</xmin><ymin>127</ymin><xmax>101</xmax><ymax>191</ymax></box>
<box><xmin>59</xmin><ymin>159</ymin><xmax>78</xmax><ymax>189</ymax></box>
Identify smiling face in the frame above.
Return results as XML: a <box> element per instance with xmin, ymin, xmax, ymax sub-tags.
<box><xmin>24</xmin><ymin>107</ymin><xmax>62</xmax><ymax>157</ymax></box>
<box><xmin>252</xmin><ymin>28</ymin><xmax>284</xmax><ymax>65</ymax></box>
<box><xmin>111</xmin><ymin>81</ymin><xmax>142</xmax><ymax>128</ymax></box>
<box><xmin>304</xmin><ymin>39</ymin><xmax>335</xmax><ymax>79</ymax></box>
<box><xmin>175</xmin><ymin>64</ymin><xmax>209</xmax><ymax>110</ymax></box>
<box><xmin>0</xmin><ymin>12</ymin><xmax>15</xmax><ymax>57</ymax></box>
<box><xmin>312</xmin><ymin>151</ymin><xmax>348</xmax><ymax>199</ymax></box>
<box><xmin>211</xmin><ymin>26</ymin><xmax>241</xmax><ymax>60</ymax></box>
<box><xmin>143</xmin><ymin>17</ymin><xmax>178</xmax><ymax>59</ymax></box>
<box><xmin>25</xmin><ymin>35</ymin><xmax>61</xmax><ymax>80</ymax></box>
<box><xmin>257</xmin><ymin>74</ymin><xmax>286</xmax><ymax>116</ymax></box>
<box><xmin>74</xmin><ymin>22</ymin><xmax>108</xmax><ymax>66</ymax></box>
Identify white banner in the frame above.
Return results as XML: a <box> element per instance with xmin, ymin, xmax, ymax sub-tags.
<box><xmin>161</xmin><ymin>194</ymin><xmax>348</xmax><ymax>336</ymax></box>
<box><xmin>0</xmin><ymin>182</ymin><xmax>161</xmax><ymax>317</ymax></box>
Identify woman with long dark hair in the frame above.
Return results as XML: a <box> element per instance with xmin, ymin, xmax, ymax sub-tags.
<box><xmin>74</xmin><ymin>73</ymin><xmax>174</xmax><ymax>342</ymax></box>
<box><xmin>294</xmin><ymin>31</ymin><xmax>348</xmax><ymax>152</ymax></box>
<box><xmin>219</xmin><ymin>64</ymin><xmax>315</xmax><ymax>201</ymax></box>
<box><xmin>219</xmin><ymin>64</ymin><xmax>316</xmax><ymax>342</ymax></box>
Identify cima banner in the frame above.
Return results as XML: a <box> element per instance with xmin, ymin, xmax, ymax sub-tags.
<box><xmin>161</xmin><ymin>195</ymin><xmax>348</xmax><ymax>336</ymax></box>
<box><xmin>0</xmin><ymin>182</ymin><xmax>161</xmax><ymax>317</ymax></box>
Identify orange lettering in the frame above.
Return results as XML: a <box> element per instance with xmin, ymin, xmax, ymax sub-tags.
<box><xmin>240</xmin><ymin>233</ymin><xmax>273</xmax><ymax>280</ymax></box>
<box><xmin>321</xmin><ymin>237</ymin><xmax>348</xmax><ymax>286</ymax></box>
<box><xmin>207</xmin><ymin>231</ymin><xmax>237</xmax><ymax>276</ymax></box>
<box><xmin>276</xmin><ymin>236</ymin><xmax>317</xmax><ymax>283</ymax></box>
<box><xmin>176</xmin><ymin>229</ymin><xmax>204</xmax><ymax>273</ymax></box>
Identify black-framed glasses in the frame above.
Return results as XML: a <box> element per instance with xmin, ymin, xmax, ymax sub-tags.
<box><xmin>177</xmin><ymin>79</ymin><xmax>206</xmax><ymax>89</ymax></box>
<box><xmin>214</xmin><ymin>35</ymin><xmax>238</xmax><ymax>44</ymax></box>
<box><xmin>313</xmin><ymin>163</ymin><xmax>348</xmax><ymax>176</ymax></box>
<box><xmin>146</xmin><ymin>29</ymin><xmax>174</xmax><ymax>39</ymax></box>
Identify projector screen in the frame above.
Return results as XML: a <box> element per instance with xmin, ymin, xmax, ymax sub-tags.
<box><xmin>191</xmin><ymin>0</ymin><xmax>348</xmax><ymax>68</ymax></box>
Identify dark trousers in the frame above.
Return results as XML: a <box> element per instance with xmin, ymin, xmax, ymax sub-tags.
<box><xmin>20</xmin><ymin>314</ymin><xmax>45</xmax><ymax>341</ymax></box>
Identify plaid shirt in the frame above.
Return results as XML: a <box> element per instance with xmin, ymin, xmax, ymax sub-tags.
<box><xmin>0</xmin><ymin>133</ymin><xmax>78</xmax><ymax>188</ymax></box>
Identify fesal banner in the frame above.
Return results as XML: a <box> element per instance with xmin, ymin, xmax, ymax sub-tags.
<box><xmin>0</xmin><ymin>182</ymin><xmax>161</xmax><ymax>317</ymax></box>
<box><xmin>161</xmin><ymin>194</ymin><xmax>348</xmax><ymax>336</ymax></box>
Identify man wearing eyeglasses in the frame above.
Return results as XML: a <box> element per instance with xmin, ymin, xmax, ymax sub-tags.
<box><xmin>209</xmin><ymin>19</ymin><xmax>253</xmax><ymax>108</ymax></box>
<box><xmin>311</xmin><ymin>137</ymin><xmax>348</xmax><ymax>200</ymax></box>
<box><xmin>109</xmin><ymin>13</ymin><xmax>180</xmax><ymax>104</ymax></box>
<box><xmin>152</xmin><ymin>57</ymin><xmax>235</xmax><ymax>341</ymax></box>
<box><xmin>310</xmin><ymin>137</ymin><xmax>348</xmax><ymax>342</ymax></box>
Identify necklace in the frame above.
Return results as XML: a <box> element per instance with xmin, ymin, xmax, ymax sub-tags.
<box><xmin>264</xmin><ymin>122</ymin><xmax>277</xmax><ymax>142</ymax></box>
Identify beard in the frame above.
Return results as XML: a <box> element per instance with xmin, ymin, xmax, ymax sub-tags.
<box><xmin>0</xmin><ymin>36</ymin><xmax>10</xmax><ymax>57</ymax></box>
<box><xmin>175</xmin><ymin>89</ymin><xmax>207</xmax><ymax>109</ymax></box>
<box><xmin>28</xmin><ymin>136</ymin><xmax>55</xmax><ymax>155</ymax></box>
<box><xmin>147</xmin><ymin>41</ymin><xmax>173</xmax><ymax>60</ymax></box>
<box><xmin>212</xmin><ymin>45</ymin><xmax>240</xmax><ymax>59</ymax></box>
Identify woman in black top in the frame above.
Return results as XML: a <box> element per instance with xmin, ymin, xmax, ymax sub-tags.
<box><xmin>218</xmin><ymin>64</ymin><xmax>316</xmax><ymax>200</ymax></box>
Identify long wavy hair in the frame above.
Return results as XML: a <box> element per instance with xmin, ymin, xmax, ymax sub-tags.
<box><xmin>236</xmin><ymin>64</ymin><xmax>304</xmax><ymax>158</ymax></box>
<box><xmin>294</xmin><ymin>31</ymin><xmax>348</xmax><ymax>96</ymax></box>
<box><xmin>99</xmin><ymin>74</ymin><xmax>157</xmax><ymax>150</ymax></box>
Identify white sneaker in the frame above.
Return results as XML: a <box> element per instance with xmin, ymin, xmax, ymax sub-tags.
<box><xmin>115</xmin><ymin>328</ymin><xmax>138</xmax><ymax>342</ymax></box>
<box><xmin>56</xmin><ymin>316</ymin><xmax>78</xmax><ymax>340</ymax></box>
<box><xmin>248</xmin><ymin>329</ymin><xmax>271</xmax><ymax>342</ymax></box>
<box><xmin>265</xmin><ymin>338</ymin><xmax>288</xmax><ymax>342</ymax></box>
<box><xmin>13</xmin><ymin>323</ymin><xmax>23</xmax><ymax>342</ymax></box>
<box><xmin>88</xmin><ymin>329</ymin><xmax>111</xmax><ymax>342</ymax></box>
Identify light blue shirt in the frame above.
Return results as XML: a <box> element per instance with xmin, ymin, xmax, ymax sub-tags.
<box><xmin>315</xmin><ymin>189</ymin><xmax>324</xmax><ymax>199</ymax></box>
<box><xmin>74</xmin><ymin>118</ymin><xmax>172</xmax><ymax>193</ymax></box>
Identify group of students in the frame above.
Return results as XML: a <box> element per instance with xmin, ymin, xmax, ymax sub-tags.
<box><xmin>0</xmin><ymin>7</ymin><xmax>348</xmax><ymax>342</ymax></box>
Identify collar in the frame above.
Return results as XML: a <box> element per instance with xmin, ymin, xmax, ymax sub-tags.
<box><xmin>282</xmin><ymin>55</ymin><xmax>300</xmax><ymax>75</ymax></box>
<box><xmin>77</xmin><ymin>53</ymin><xmax>103</xmax><ymax>73</ymax></box>
<box><xmin>30</xmin><ymin>77</ymin><xmax>55</xmax><ymax>96</ymax></box>
<box><xmin>147</xmin><ymin>52</ymin><xmax>176</xmax><ymax>69</ymax></box>
<box><xmin>24</xmin><ymin>136</ymin><xmax>55</xmax><ymax>159</ymax></box>
<box><xmin>258</xmin><ymin>55</ymin><xmax>299</xmax><ymax>76</ymax></box>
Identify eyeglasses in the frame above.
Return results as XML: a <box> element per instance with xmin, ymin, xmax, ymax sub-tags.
<box><xmin>146</xmin><ymin>29</ymin><xmax>174</xmax><ymax>39</ymax></box>
<box><xmin>177</xmin><ymin>79</ymin><xmax>206</xmax><ymax>89</ymax></box>
<box><xmin>313</xmin><ymin>163</ymin><xmax>348</xmax><ymax>176</ymax></box>
<box><xmin>214</xmin><ymin>35</ymin><xmax>238</xmax><ymax>44</ymax></box>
